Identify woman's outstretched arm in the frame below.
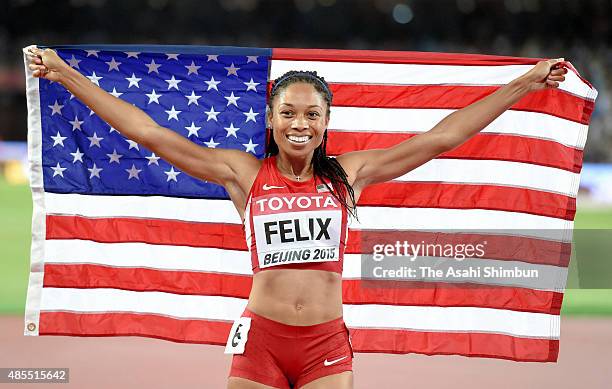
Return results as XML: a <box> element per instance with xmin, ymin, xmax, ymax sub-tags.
<box><xmin>26</xmin><ymin>47</ymin><xmax>259</xmax><ymax>187</ymax></box>
<box><xmin>338</xmin><ymin>58</ymin><xmax>568</xmax><ymax>193</ymax></box>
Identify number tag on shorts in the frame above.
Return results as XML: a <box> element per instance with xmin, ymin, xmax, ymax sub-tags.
<box><xmin>224</xmin><ymin>317</ymin><xmax>252</xmax><ymax>355</ymax></box>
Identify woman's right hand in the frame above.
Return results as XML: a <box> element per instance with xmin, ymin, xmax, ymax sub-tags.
<box><xmin>26</xmin><ymin>46</ymin><xmax>68</xmax><ymax>83</ymax></box>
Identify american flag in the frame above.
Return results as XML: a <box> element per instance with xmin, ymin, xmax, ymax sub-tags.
<box><xmin>23</xmin><ymin>45</ymin><xmax>596</xmax><ymax>362</ymax></box>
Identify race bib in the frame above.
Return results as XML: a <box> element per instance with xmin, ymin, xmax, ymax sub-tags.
<box><xmin>224</xmin><ymin>317</ymin><xmax>252</xmax><ymax>355</ymax></box>
<box><xmin>251</xmin><ymin>193</ymin><xmax>343</xmax><ymax>269</ymax></box>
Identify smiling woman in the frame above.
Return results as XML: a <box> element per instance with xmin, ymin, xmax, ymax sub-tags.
<box><xmin>26</xmin><ymin>46</ymin><xmax>567</xmax><ymax>389</ymax></box>
<box><xmin>265</xmin><ymin>71</ymin><xmax>357</xmax><ymax>219</ymax></box>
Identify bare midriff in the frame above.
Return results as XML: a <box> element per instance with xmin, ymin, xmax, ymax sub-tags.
<box><xmin>246</xmin><ymin>269</ymin><xmax>343</xmax><ymax>326</ymax></box>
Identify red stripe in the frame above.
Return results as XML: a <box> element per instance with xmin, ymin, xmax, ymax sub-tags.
<box><xmin>327</xmin><ymin>131</ymin><xmax>583</xmax><ymax>173</ymax></box>
<box><xmin>47</xmin><ymin>215</ymin><xmax>571</xmax><ymax>266</ymax></box>
<box><xmin>39</xmin><ymin>311</ymin><xmax>232</xmax><ymax>345</ymax></box>
<box><xmin>38</xmin><ymin>311</ymin><xmax>558</xmax><ymax>361</ymax></box>
<box><xmin>272</xmin><ymin>48</ymin><xmax>542</xmax><ymax>66</ymax></box>
<box><xmin>329</xmin><ymin>84</ymin><xmax>594</xmax><ymax>125</ymax></box>
<box><xmin>349</xmin><ymin>328</ymin><xmax>559</xmax><ymax>362</ymax></box>
<box><xmin>46</xmin><ymin>215</ymin><xmax>248</xmax><ymax>250</ymax></box>
<box><xmin>359</xmin><ymin>182</ymin><xmax>576</xmax><ymax>220</ymax></box>
<box><xmin>43</xmin><ymin>264</ymin><xmax>562</xmax><ymax>315</ymax></box>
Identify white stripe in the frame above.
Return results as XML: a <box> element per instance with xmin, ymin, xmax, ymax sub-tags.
<box><xmin>23</xmin><ymin>46</ymin><xmax>44</xmax><ymax>337</ymax></box>
<box><xmin>353</xmin><ymin>207</ymin><xmax>573</xmax><ymax>241</ymax></box>
<box><xmin>45</xmin><ymin>240</ymin><xmax>253</xmax><ymax>275</ymax></box>
<box><xmin>396</xmin><ymin>159</ymin><xmax>579</xmax><ymax>196</ymax></box>
<box><xmin>44</xmin><ymin>241</ymin><xmax>567</xmax><ymax>291</ymax></box>
<box><xmin>41</xmin><ymin>288</ymin><xmax>247</xmax><ymax>321</ymax></box>
<box><xmin>329</xmin><ymin>107</ymin><xmax>588</xmax><ymax>149</ymax></box>
<box><xmin>45</xmin><ymin>193</ymin><xmax>572</xmax><ymax>241</ymax></box>
<box><xmin>343</xmin><ymin>304</ymin><xmax>559</xmax><ymax>339</ymax></box>
<box><xmin>270</xmin><ymin>60</ymin><xmax>594</xmax><ymax>100</ymax></box>
<box><xmin>45</xmin><ymin>193</ymin><xmax>242</xmax><ymax>223</ymax></box>
<box><xmin>39</xmin><ymin>288</ymin><xmax>558</xmax><ymax>338</ymax></box>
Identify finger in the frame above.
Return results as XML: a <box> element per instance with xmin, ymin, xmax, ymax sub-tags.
<box><xmin>550</xmin><ymin>68</ymin><xmax>565</xmax><ymax>76</ymax></box>
<box><xmin>28</xmin><ymin>64</ymin><xmax>48</xmax><ymax>72</ymax></box>
<box><xmin>548</xmin><ymin>75</ymin><xmax>565</xmax><ymax>82</ymax></box>
<box><xmin>546</xmin><ymin>80</ymin><xmax>559</xmax><ymax>88</ymax></box>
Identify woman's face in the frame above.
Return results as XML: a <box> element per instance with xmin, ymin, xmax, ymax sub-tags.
<box><xmin>268</xmin><ymin>82</ymin><xmax>329</xmax><ymax>158</ymax></box>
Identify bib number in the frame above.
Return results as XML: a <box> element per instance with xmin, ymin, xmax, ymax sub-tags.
<box><xmin>224</xmin><ymin>317</ymin><xmax>252</xmax><ymax>355</ymax></box>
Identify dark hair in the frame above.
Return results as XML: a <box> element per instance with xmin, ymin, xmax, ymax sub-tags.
<box><xmin>266</xmin><ymin>70</ymin><xmax>357</xmax><ymax>218</ymax></box>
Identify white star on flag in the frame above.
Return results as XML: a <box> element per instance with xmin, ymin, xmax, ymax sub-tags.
<box><xmin>51</xmin><ymin>162</ymin><xmax>67</xmax><ymax>177</ymax></box>
<box><xmin>125</xmin><ymin>164</ymin><xmax>142</xmax><ymax>180</ymax></box>
<box><xmin>51</xmin><ymin>131</ymin><xmax>67</xmax><ymax>147</ymax></box>
<box><xmin>85</xmin><ymin>50</ymin><xmax>99</xmax><ymax>57</ymax></box>
<box><xmin>205</xmin><ymin>106</ymin><xmax>220</xmax><ymax>121</ymax></box>
<box><xmin>165</xmin><ymin>106</ymin><xmax>181</xmax><ymax>121</ymax></box>
<box><xmin>87</xmin><ymin>72</ymin><xmax>102</xmax><ymax>86</ymax></box>
<box><xmin>204</xmin><ymin>137</ymin><xmax>220</xmax><ymax>148</ymax></box>
<box><xmin>126</xmin><ymin>73</ymin><xmax>142</xmax><ymax>88</ymax></box>
<box><xmin>244</xmin><ymin>78</ymin><xmax>259</xmax><ymax>92</ymax></box>
<box><xmin>69</xmin><ymin>115</ymin><xmax>84</xmax><ymax>131</ymax></box>
<box><xmin>224</xmin><ymin>123</ymin><xmax>240</xmax><ymax>138</ymax></box>
<box><xmin>207</xmin><ymin>54</ymin><xmax>219</xmax><ymax>62</ymax></box>
<box><xmin>125</xmin><ymin>51</ymin><xmax>140</xmax><ymax>58</ymax></box>
<box><xmin>205</xmin><ymin>76</ymin><xmax>221</xmax><ymax>91</ymax></box>
<box><xmin>67</xmin><ymin>55</ymin><xmax>81</xmax><ymax>69</ymax></box>
<box><xmin>164</xmin><ymin>166</ymin><xmax>181</xmax><ymax>182</ymax></box>
<box><xmin>224</xmin><ymin>92</ymin><xmax>240</xmax><ymax>107</ymax></box>
<box><xmin>87</xmin><ymin>132</ymin><xmax>104</xmax><ymax>148</ymax></box>
<box><xmin>185</xmin><ymin>61</ymin><xmax>201</xmax><ymax>75</ymax></box>
<box><xmin>109</xmin><ymin>126</ymin><xmax>118</xmax><ymax>133</ymax></box>
<box><xmin>243</xmin><ymin>107</ymin><xmax>259</xmax><ymax>123</ymax></box>
<box><xmin>185</xmin><ymin>122</ymin><xmax>201</xmax><ymax>137</ymax></box>
<box><xmin>106</xmin><ymin>57</ymin><xmax>122</xmax><ymax>72</ymax></box>
<box><xmin>185</xmin><ymin>91</ymin><xmax>201</xmax><ymax>106</ymax></box>
<box><xmin>106</xmin><ymin>149</ymin><xmax>123</xmax><ymax>164</ymax></box>
<box><xmin>146</xmin><ymin>89</ymin><xmax>162</xmax><ymax>104</ymax></box>
<box><xmin>110</xmin><ymin>87</ymin><xmax>123</xmax><ymax>98</ymax></box>
<box><xmin>242</xmin><ymin>138</ymin><xmax>258</xmax><ymax>153</ymax></box>
<box><xmin>165</xmin><ymin>75</ymin><xmax>182</xmax><ymax>90</ymax></box>
<box><xmin>224</xmin><ymin>63</ymin><xmax>240</xmax><ymax>76</ymax></box>
<box><xmin>145</xmin><ymin>60</ymin><xmax>161</xmax><ymax>74</ymax></box>
<box><xmin>88</xmin><ymin>163</ymin><xmax>103</xmax><ymax>179</ymax></box>
<box><xmin>246</xmin><ymin>56</ymin><xmax>258</xmax><ymax>63</ymax></box>
<box><xmin>70</xmin><ymin>148</ymin><xmax>84</xmax><ymax>163</ymax></box>
<box><xmin>166</xmin><ymin>53</ymin><xmax>180</xmax><ymax>60</ymax></box>
<box><xmin>48</xmin><ymin>100</ymin><xmax>64</xmax><ymax>116</ymax></box>
<box><xmin>146</xmin><ymin>153</ymin><xmax>160</xmax><ymax>166</ymax></box>
<box><xmin>126</xmin><ymin>139</ymin><xmax>139</xmax><ymax>150</ymax></box>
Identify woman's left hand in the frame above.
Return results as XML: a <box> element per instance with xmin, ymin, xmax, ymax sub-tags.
<box><xmin>519</xmin><ymin>58</ymin><xmax>568</xmax><ymax>92</ymax></box>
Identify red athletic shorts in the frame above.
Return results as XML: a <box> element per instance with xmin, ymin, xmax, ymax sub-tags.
<box><xmin>228</xmin><ymin>308</ymin><xmax>353</xmax><ymax>388</ymax></box>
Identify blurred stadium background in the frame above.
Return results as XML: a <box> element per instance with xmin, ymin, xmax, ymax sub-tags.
<box><xmin>0</xmin><ymin>1</ymin><xmax>610</xmax><ymax>387</ymax></box>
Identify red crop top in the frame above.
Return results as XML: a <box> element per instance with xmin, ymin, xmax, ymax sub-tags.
<box><xmin>243</xmin><ymin>157</ymin><xmax>349</xmax><ymax>274</ymax></box>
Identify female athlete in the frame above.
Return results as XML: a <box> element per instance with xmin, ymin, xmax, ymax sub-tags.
<box><xmin>27</xmin><ymin>47</ymin><xmax>566</xmax><ymax>389</ymax></box>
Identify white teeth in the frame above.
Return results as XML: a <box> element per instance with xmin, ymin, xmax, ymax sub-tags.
<box><xmin>287</xmin><ymin>135</ymin><xmax>311</xmax><ymax>143</ymax></box>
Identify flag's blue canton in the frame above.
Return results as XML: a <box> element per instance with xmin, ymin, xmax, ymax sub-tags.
<box><xmin>40</xmin><ymin>48</ymin><xmax>269</xmax><ymax>199</ymax></box>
